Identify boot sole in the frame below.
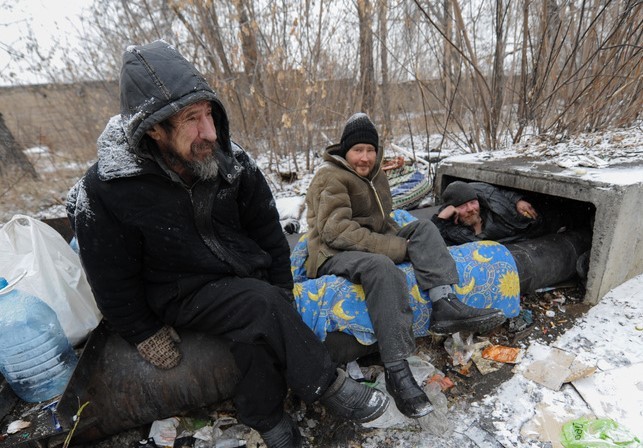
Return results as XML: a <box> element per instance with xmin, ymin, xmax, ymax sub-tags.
<box><xmin>430</xmin><ymin>312</ymin><xmax>506</xmax><ymax>335</ymax></box>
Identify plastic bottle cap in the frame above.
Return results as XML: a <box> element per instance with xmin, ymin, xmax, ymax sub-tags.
<box><xmin>0</xmin><ymin>277</ymin><xmax>7</xmax><ymax>290</ymax></box>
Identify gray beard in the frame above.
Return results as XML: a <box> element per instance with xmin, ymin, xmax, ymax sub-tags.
<box><xmin>185</xmin><ymin>153</ymin><xmax>219</xmax><ymax>180</ymax></box>
<box><xmin>166</xmin><ymin>141</ymin><xmax>220</xmax><ymax>181</ymax></box>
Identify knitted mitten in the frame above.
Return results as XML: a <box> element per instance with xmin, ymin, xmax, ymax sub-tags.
<box><xmin>135</xmin><ymin>326</ymin><xmax>182</xmax><ymax>369</ymax></box>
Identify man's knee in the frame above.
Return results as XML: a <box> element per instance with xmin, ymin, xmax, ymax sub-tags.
<box><xmin>362</xmin><ymin>253</ymin><xmax>400</xmax><ymax>274</ymax></box>
<box><xmin>415</xmin><ymin>219</ymin><xmax>440</xmax><ymax>236</ymax></box>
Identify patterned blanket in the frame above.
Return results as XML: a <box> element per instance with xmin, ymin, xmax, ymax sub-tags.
<box><xmin>292</xmin><ymin>210</ymin><xmax>520</xmax><ymax>345</ymax></box>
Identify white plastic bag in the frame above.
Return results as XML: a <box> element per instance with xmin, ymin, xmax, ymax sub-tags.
<box><xmin>0</xmin><ymin>215</ymin><xmax>101</xmax><ymax>346</ymax></box>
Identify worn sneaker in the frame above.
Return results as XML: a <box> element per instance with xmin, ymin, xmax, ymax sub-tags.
<box><xmin>431</xmin><ymin>293</ymin><xmax>506</xmax><ymax>334</ymax></box>
<box><xmin>385</xmin><ymin>360</ymin><xmax>433</xmax><ymax>418</ymax></box>
<box><xmin>260</xmin><ymin>413</ymin><xmax>302</xmax><ymax>448</ymax></box>
<box><xmin>320</xmin><ymin>368</ymin><xmax>389</xmax><ymax>423</ymax></box>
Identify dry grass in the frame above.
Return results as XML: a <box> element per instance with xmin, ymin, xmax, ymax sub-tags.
<box><xmin>0</xmin><ymin>151</ymin><xmax>89</xmax><ymax>225</ymax></box>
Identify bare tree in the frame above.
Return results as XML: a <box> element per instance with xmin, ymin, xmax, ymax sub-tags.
<box><xmin>357</xmin><ymin>0</ymin><xmax>377</xmax><ymax>114</ymax></box>
<box><xmin>0</xmin><ymin>113</ymin><xmax>37</xmax><ymax>179</ymax></box>
<box><xmin>378</xmin><ymin>0</ymin><xmax>392</xmax><ymax>141</ymax></box>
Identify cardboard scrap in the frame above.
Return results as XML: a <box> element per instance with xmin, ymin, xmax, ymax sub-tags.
<box><xmin>564</xmin><ymin>358</ymin><xmax>597</xmax><ymax>383</ymax></box>
<box><xmin>520</xmin><ymin>402</ymin><xmax>593</xmax><ymax>448</ymax></box>
<box><xmin>571</xmin><ymin>362</ymin><xmax>643</xmax><ymax>440</ymax></box>
<box><xmin>518</xmin><ymin>343</ymin><xmax>576</xmax><ymax>391</ymax></box>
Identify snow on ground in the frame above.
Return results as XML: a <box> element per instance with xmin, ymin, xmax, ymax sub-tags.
<box><xmin>360</xmin><ymin>274</ymin><xmax>643</xmax><ymax>448</ymax></box>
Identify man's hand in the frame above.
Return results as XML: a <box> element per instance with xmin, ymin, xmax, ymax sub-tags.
<box><xmin>516</xmin><ymin>200</ymin><xmax>538</xmax><ymax>219</ymax></box>
<box><xmin>136</xmin><ymin>326</ymin><xmax>182</xmax><ymax>369</ymax></box>
<box><xmin>437</xmin><ymin>205</ymin><xmax>459</xmax><ymax>224</ymax></box>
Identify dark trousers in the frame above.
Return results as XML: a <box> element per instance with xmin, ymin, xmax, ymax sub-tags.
<box><xmin>168</xmin><ymin>277</ymin><xmax>335</xmax><ymax>432</ymax></box>
<box><xmin>318</xmin><ymin>219</ymin><xmax>459</xmax><ymax>362</ymax></box>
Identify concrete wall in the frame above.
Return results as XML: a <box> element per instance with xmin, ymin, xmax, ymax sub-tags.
<box><xmin>0</xmin><ymin>81</ymin><xmax>119</xmax><ymax>155</ymax></box>
<box><xmin>436</xmin><ymin>155</ymin><xmax>643</xmax><ymax>304</ymax></box>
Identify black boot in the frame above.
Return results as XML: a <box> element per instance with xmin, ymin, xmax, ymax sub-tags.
<box><xmin>260</xmin><ymin>413</ymin><xmax>302</xmax><ymax>448</ymax></box>
<box><xmin>385</xmin><ymin>360</ymin><xmax>433</xmax><ymax>418</ymax></box>
<box><xmin>320</xmin><ymin>368</ymin><xmax>389</xmax><ymax>423</ymax></box>
<box><xmin>431</xmin><ymin>293</ymin><xmax>506</xmax><ymax>334</ymax></box>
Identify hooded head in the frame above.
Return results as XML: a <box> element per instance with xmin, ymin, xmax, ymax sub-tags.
<box><xmin>119</xmin><ymin>40</ymin><xmax>230</xmax><ymax>156</ymax></box>
<box><xmin>339</xmin><ymin>113</ymin><xmax>379</xmax><ymax>158</ymax></box>
<box><xmin>442</xmin><ymin>181</ymin><xmax>478</xmax><ymax>207</ymax></box>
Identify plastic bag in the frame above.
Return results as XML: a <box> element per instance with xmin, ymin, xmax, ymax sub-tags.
<box><xmin>0</xmin><ymin>215</ymin><xmax>101</xmax><ymax>346</ymax></box>
<box><xmin>561</xmin><ymin>417</ymin><xmax>641</xmax><ymax>447</ymax></box>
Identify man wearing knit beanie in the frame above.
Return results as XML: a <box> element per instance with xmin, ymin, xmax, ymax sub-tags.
<box><xmin>431</xmin><ymin>180</ymin><xmax>543</xmax><ymax>246</ymax></box>
<box><xmin>305</xmin><ymin>113</ymin><xmax>506</xmax><ymax>420</ymax></box>
<box><xmin>339</xmin><ymin>112</ymin><xmax>379</xmax><ymax>159</ymax></box>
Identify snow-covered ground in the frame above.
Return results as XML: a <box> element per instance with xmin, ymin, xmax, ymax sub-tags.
<box><xmin>440</xmin><ymin>274</ymin><xmax>643</xmax><ymax>448</ymax></box>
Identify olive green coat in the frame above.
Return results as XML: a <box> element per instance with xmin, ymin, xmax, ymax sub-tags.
<box><xmin>304</xmin><ymin>144</ymin><xmax>407</xmax><ymax>277</ymax></box>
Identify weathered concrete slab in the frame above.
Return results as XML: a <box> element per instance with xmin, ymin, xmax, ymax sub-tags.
<box><xmin>436</xmin><ymin>154</ymin><xmax>643</xmax><ymax>304</ymax></box>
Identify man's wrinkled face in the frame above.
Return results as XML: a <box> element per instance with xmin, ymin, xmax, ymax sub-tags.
<box><xmin>346</xmin><ymin>143</ymin><xmax>377</xmax><ymax>177</ymax></box>
<box><xmin>148</xmin><ymin>101</ymin><xmax>220</xmax><ymax>180</ymax></box>
<box><xmin>455</xmin><ymin>199</ymin><xmax>481</xmax><ymax>226</ymax></box>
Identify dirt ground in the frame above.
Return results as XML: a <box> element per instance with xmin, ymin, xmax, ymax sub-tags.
<box><xmin>10</xmin><ymin>284</ymin><xmax>585</xmax><ymax>448</ymax></box>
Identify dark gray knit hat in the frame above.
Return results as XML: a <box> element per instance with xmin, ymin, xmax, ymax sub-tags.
<box><xmin>339</xmin><ymin>113</ymin><xmax>379</xmax><ymax>157</ymax></box>
<box><xmin>442</xmin><ymin>181</ymin><xmax>478</xmax><ymax>207</ymax></box>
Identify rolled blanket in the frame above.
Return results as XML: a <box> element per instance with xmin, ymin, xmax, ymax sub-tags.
<box><xmin>291</xmin><ymin>210</ymin><xmax>520</xmax><ymax>345</ymax></box>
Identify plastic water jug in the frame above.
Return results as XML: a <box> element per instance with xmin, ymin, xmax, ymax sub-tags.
<box><xmin>0</xmin><ymin>276</ymin><xmax>78</xmax><ymax>402</ymax></box>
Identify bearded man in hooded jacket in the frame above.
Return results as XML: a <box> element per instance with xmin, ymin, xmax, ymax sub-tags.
<box><xmin>66</xmin><ymin>40</ymin><xmax>389</xmax><ymax>448</ymax></box>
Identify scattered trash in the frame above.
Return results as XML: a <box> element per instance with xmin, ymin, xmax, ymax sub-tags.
<box><xmin>149</xmin><ymin>417</ymin><xmax>180</xmax><ymax>448</ymax></box>
<box><xmin>481</xmin><ymin>345</ymin><xmax>522</xmax><ymax>364</ymax></box>
<box><xmin>346</xmin><ymin>360</ymin><xmax>365</xmax><ymax>381</ymax></box>
<box><xmin>444</xmin><ymin>332</ymin><xmax>475</xmax><ymax>366</ymax></box>
<box><xmin>520</xmin><ymin>401</ymin><xmax>585</xmax><ymax>446</ymax></box>
<box><xmin>212</xmin><ymin>439</ymin><xmax>246</xmax><ymax>448</ymax></box>
<box><xmin>471</xmin><ymin>341</ymin><xmax>503</xmax><ymax>375</ymax></box>
<box><xmin>6</xmin><ymin>419</ymin><xmax>31</xmax><ymax>434</ymax></box>
<box><xmin>508</xmin><ymin>309</ymin><xmax>533</xmax><ymax>332</ymax></box>
<box><xmin>426</xmin><ymin>373</ymin><xmax>455</xmax><ymax>391</ymax></box>
<box><xmin>41</xmin><ymin>401</ymin><xmax>62</xmax><ymax>432</ymax></box>
<box><xmin>418</xmin><ymin>380</ymin><xmax>452</xmax><ymax>436</ymax></box>
<box><xmin>517</xmin><ymin>343</ymin><xmax>576</xmax><ymax>390</ymax></box>
<box><xmin>563</xmin><ymin>359</ymin><xmax>596</xmax><ymax>383</ymax></box>
<box><xmin>143</xmin><ymin>415</ymin><xmax>247</xmax><ymax>448</ymax></box>
<box><xmin>359</xmin><ymin>364</ymin><xmax>385</xmax><ymax>382</ymax></box>
<box><xmin>560</xmin><ymin>417</ymin><xmax>641</xmax><ymax>447</ymax></box>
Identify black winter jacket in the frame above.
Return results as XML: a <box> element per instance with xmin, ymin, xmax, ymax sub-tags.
<box><xmin>431</xmin><ymin>182</ymin><xmax>544</xmax><ymax>246</ymax></box>
<box><xmin>67</xmin><ymin>41</ymin><xmax>291</xmax><ymax>344</ymax></box>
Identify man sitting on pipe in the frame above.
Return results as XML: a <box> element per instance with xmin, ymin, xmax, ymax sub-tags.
<box><xmin>66</xmin><ymin>40</ymin><xmax>389</xmax><ymax>448</ymax></box>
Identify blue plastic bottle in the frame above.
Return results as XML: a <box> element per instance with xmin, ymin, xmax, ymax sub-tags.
<box><xmin>0</xmin><ymin>277</ymin><xmax>78</xmax><ymax>402</ymax></box>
